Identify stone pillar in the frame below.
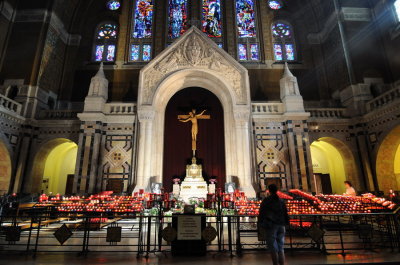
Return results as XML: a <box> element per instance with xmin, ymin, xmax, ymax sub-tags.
<box><xmin>135</xmin><ymin>108</ymin><xmax>155</xmax><ymax>191</ymax></box>
<box><xmin>233</xmin><ymin>106</ymin><xmax>256</xmax><ymax>197</ymax></box>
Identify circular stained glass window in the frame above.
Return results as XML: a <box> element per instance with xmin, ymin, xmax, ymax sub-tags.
<box><xmin>107</xmin><ymin>1</ymin><xmax>121</xmax><ymax>11</ymax></box>
<box><xmin>268</xmin><ymin>0</ymin><xmax>283</xmax><ymax>10</ymax></box>
<box><xmin>272</xmin><ymin>23</ymin><xmax>291</xmax><ymax>38</ymax></box>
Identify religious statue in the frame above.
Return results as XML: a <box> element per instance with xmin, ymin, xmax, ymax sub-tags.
<box><xmin>178</xmin><ymin>109</ymin><xmax>210</xmax><ymax>155</ymax></box>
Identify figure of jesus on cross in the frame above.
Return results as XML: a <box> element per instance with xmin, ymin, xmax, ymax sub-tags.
<box><xmin>178</xmin><ymin>109</ymin><xmax>211</xmax><ymax>156</ymax></box>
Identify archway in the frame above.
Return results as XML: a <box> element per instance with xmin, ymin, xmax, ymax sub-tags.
<box><xmin>163</xmin><ymin>87</ymin><xmax>226</xmax><ymax>191</ymax></box>
<box><xmin>30</xmin><ymin>139</ymin><xmax>78</xmax><ymax>194</ymax></box>
<box><xmin>136</xmin><ymin>27</ymin><xmax>254</xmax><ymax>196</ymax></box>
<box><xmin>310</xmin><ymin>137</ymin><xmax>358</xmax><ymax>194</ymax></box>
<box><xmin>376</xmin><ymin>126</ymin><xmax>400</xmax><ymax>192</ymax></box>
<box><xmin>0</xmin><ymin>140</ymin><xmax>12</xmax><ymax>194</ymax></box>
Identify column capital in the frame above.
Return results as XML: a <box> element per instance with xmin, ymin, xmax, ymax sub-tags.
<box><xmin>233</xmin><ymin>106</ymin><xmax>250</xmax><ymax>123</ymax></box>
<box><xmin>137</xmin><ymin>108</ymin><xmax>155</xmax><ymax>122</ymax></box>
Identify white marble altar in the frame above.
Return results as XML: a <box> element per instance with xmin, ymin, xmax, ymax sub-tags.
<box><xmin>179</xmin><ymin>157</ymin><xmax>209</xmax><ymax>202</ymax></box>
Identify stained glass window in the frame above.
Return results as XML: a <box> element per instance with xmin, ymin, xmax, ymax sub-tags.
<box><xmin>131</xmin><ymin>45</ymin><xmax>140</xmax><ymax>61</ymax></box>
<box><xmin>218</xmin><ymin>43</ymin><xmax>223</xmax><ymax>48</ymax></box>
<box><xmin>250</xmin><ymin>44</ymin><xmax>259</xmax><ymax>60</ymax></box>
<box><xmin>95</xmin><ymin>46</ymin><xmax>105</xmax><ymax>61</ymax></box>
<box><xmin>143</xmin><ymin>44</ymin><xmax>152</xmax><ymax>61</ymax></box>
<box><xmin>168</xmin><ymin>0</ymin><xmax>188</xmax><ymax>39</ymax></box>
<box><xmin>285</xmin><ymin>44</ymin><xmax>295</xmax><ymax>61</ymax></box>
<box><xmin>107</xmin><ymin>1</ymin><xmax>121</xmax><ymax>10</ymax></box>
<box><xmin>130</xmin><ymin>44</ymin><xmax>152</xmax><ymax>61</ymax></box>
<box><xmin>272</xmin><ymin>21</ymin><xmax>296</xmax><ymax>61</ymax></box>
<box><xmin>93</xmin><ymin>23</ymin><xmax>118</xmax><ymax>62</ymax></box>
<box><xmin>238</xmin><ymin>44</ymin><xmax>247</xmax><ymax>61</ymax></box>
<box><xmin>97</xmin><ymin>24</ymin><xmax>118</xmax><ymax>39</ymax></box>
<box><xmin>133</xmin><ymin>0</ymin><xmax>154</xmax><ymax>38</ymax></box>
<box><xmin>107</xmin><ymin>45</ymin><xmax>116</xmax><ymax>61</ymax></box>
<box><xmin>272</xmin><ymin>23</ymin><xmax>291</xmax><ymax>38</ymax></box>
<box><xmin>273</xmin><ymin>44</ymin><xmax>283</xmax><ymax>61</ymax></box>
<box><xmin>236</xmin><ymin>0</ymin><xmax>257</xmax><ymax>38</ymax></box>
<box><xmin>202</xmin><ymin>0</ymin><xmax>222</xmax><ymax>38</ymax></box>
<box><xmin>268</xmin><ymin>0</ymin><xmax>282</xmax><ymax>10</ymax></box>
<box><xmin>395</xmin><ymin>0</ymin><xmax>400</xmax><ymax>20</ymax></box>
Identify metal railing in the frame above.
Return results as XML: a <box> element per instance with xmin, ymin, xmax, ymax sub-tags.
<box><xmin>1</xmin><ymin>210</ymin><xmax>398</xmax><ymax>256</ymax></box>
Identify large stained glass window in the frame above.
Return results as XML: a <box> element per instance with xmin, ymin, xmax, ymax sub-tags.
<box><xmin>202</xmin><ymin>0</ymin><xmax>222</xmax><ymax>38</ymax></box>
<box><xmin>395</xmin><ymin>0</ymin><xmax>400</xmax><ymax>21</ymax></box>
<box><xmin>236</xmin><ymin>0</ymin><xmax>256</xmax><ymax>38</ymax></box>
<box><xmin>272</xmin><ymin>21</ymin><xmax>296</xmax><ymax>61</ymax></box>
<box><xmin>93</xmin><ymin>23</ymin><xmax>118</xmax><ymax>62</ymax></box>
<box><xmin>133</xmin><ymin>0</ymin><xmax>154</xmax><ymax>38</ymax></box>
<box><xmin>168</xmin><ymin>0</ymin><xmax>188</xmax><ymax>39</ymax></box>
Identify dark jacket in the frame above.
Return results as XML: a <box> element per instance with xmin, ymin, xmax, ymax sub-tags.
<box><xmin>259</xmin><ymin>194</ymin><xmax>289</xmax><ymax>226</ymax></box>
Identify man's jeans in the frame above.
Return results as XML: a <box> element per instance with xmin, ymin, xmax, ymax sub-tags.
<box><xmin>265</xmin><ymin>224</ymin><xmax>285</xmax><ymax>253</ymax></box>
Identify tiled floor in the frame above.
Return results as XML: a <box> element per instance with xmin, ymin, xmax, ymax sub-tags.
<box><xmin>1</xmin><ymin>251</ymin><xmax>400</xmax><ymax>265</ymax></box>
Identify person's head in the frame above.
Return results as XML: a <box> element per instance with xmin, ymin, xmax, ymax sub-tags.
<box><xmin>268</xmin><ymin>184</ymin><xmax>278</xmax><ymax>195</ymax></box>
<box><xmin>344</xmin><ymin>181</ymin><xmax>352</xmax><ymax>188</ymax></box>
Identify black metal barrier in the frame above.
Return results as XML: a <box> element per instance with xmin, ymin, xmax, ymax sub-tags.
<box><xmin>0</xmin><ymin>211</ymin><xmax>399</xmax><ymax>257</ymax></box>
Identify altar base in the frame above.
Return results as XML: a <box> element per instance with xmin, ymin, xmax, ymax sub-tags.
<box><xmin>179</xmin><ymin>181</ymin><xmax>208</xmax><ymax>202</ymax></box>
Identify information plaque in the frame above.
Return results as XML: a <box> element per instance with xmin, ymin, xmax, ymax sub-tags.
<box><xmin>177</xmin><ymin>215</ymin><xmax>202</xmax><ymax>240</ymax></box>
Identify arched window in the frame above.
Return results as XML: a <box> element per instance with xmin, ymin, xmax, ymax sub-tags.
<box><xmin>93</xmin><ymin>23</ymin><xmax>118</xmax><ymax>62</ymax></box>
<box><xmin>130</xmin><ymin>0</ymin><xmax>154</xmax><ymax>62</ymax></box>
<box><xmin>272</xmin><ymin>21</ymin><xmax>296</xmax><ymax>61</ymax></box>
<box><xmin>168</xmin><ymin>0</ymin><xmax>189</xmax><ymax>40</ymax></box>
<box><xmin>395</xmin><ymin>0</ymin><xmax>400</xmax><ymax>21</ymax></box>
<box><xmin>235</xmin><ymin>0</ymin><xmax>260</xmax><ymax>61</ymax></box>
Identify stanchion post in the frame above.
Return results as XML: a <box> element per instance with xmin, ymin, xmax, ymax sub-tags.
<box><xmin>228</xmin><ymin>216</ymin><xmax>233</xmax><ymax>256</ymax></box>
<box><xmin>26</xmin><ymin>215</ymin><xmax>34</xmax><ymax>252</ymax></box>
<box><xmin>33</xmin><ymin>215</ymin><xmax>41</xmax><ymax>257</ymax></box>
<box><xmin>146</xmin><ymin>216</ymin><xmax>151</xmax><ymax>258</ymax></box>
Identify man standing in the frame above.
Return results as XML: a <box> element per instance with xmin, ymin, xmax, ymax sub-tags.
<box><xmin>258</xmin><ymin>184</ymin><xmax>289</xmax><ymax>265</ymax></box>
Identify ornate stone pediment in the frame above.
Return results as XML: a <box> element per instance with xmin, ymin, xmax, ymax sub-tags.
<box><xmin>139</xmin><ymin>27</ymin><xmax>249</xmax><ymax>105</ymax></box>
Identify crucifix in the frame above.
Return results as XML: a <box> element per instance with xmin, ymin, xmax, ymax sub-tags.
<box><xmin>178</xmin><ymin>109</ymin><xmax>211</xmax><ymax>156</ymax></box>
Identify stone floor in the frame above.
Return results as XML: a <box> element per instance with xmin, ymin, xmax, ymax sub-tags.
<box><xmin>1</xmin><ymin>250</ymin><xmax>400</xmax><ymax>265</ymax></box>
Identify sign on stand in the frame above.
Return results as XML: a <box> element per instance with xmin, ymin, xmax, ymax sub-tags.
<box><xmin>177</xmin><ymin>215</ymin><xmax>202</xmax><ymax>240</ymax></box>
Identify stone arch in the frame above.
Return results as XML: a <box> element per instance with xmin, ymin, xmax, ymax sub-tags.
<box><xmin>136</xmin><ymin>27</ymin><xmax>254</xmax><ymax>196</ymax></box>
<box><xmin>376</xmin><ymin>125</ymin><xmax>400</xmax><ymax>192</ymax></box>
<box><xmin>28</xmin><ymin>138</ymin><xmax>78</xmax><ymax>194</ymax></box>
<box><xmin>0</xmin><ymin>139</ymin><xmax>12</xmax><ymax>194</ymax></box>
<box><xmin>311</xmin><ymin>137</ymin><xmax>359</xmax><ymax>193</ymax></box>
